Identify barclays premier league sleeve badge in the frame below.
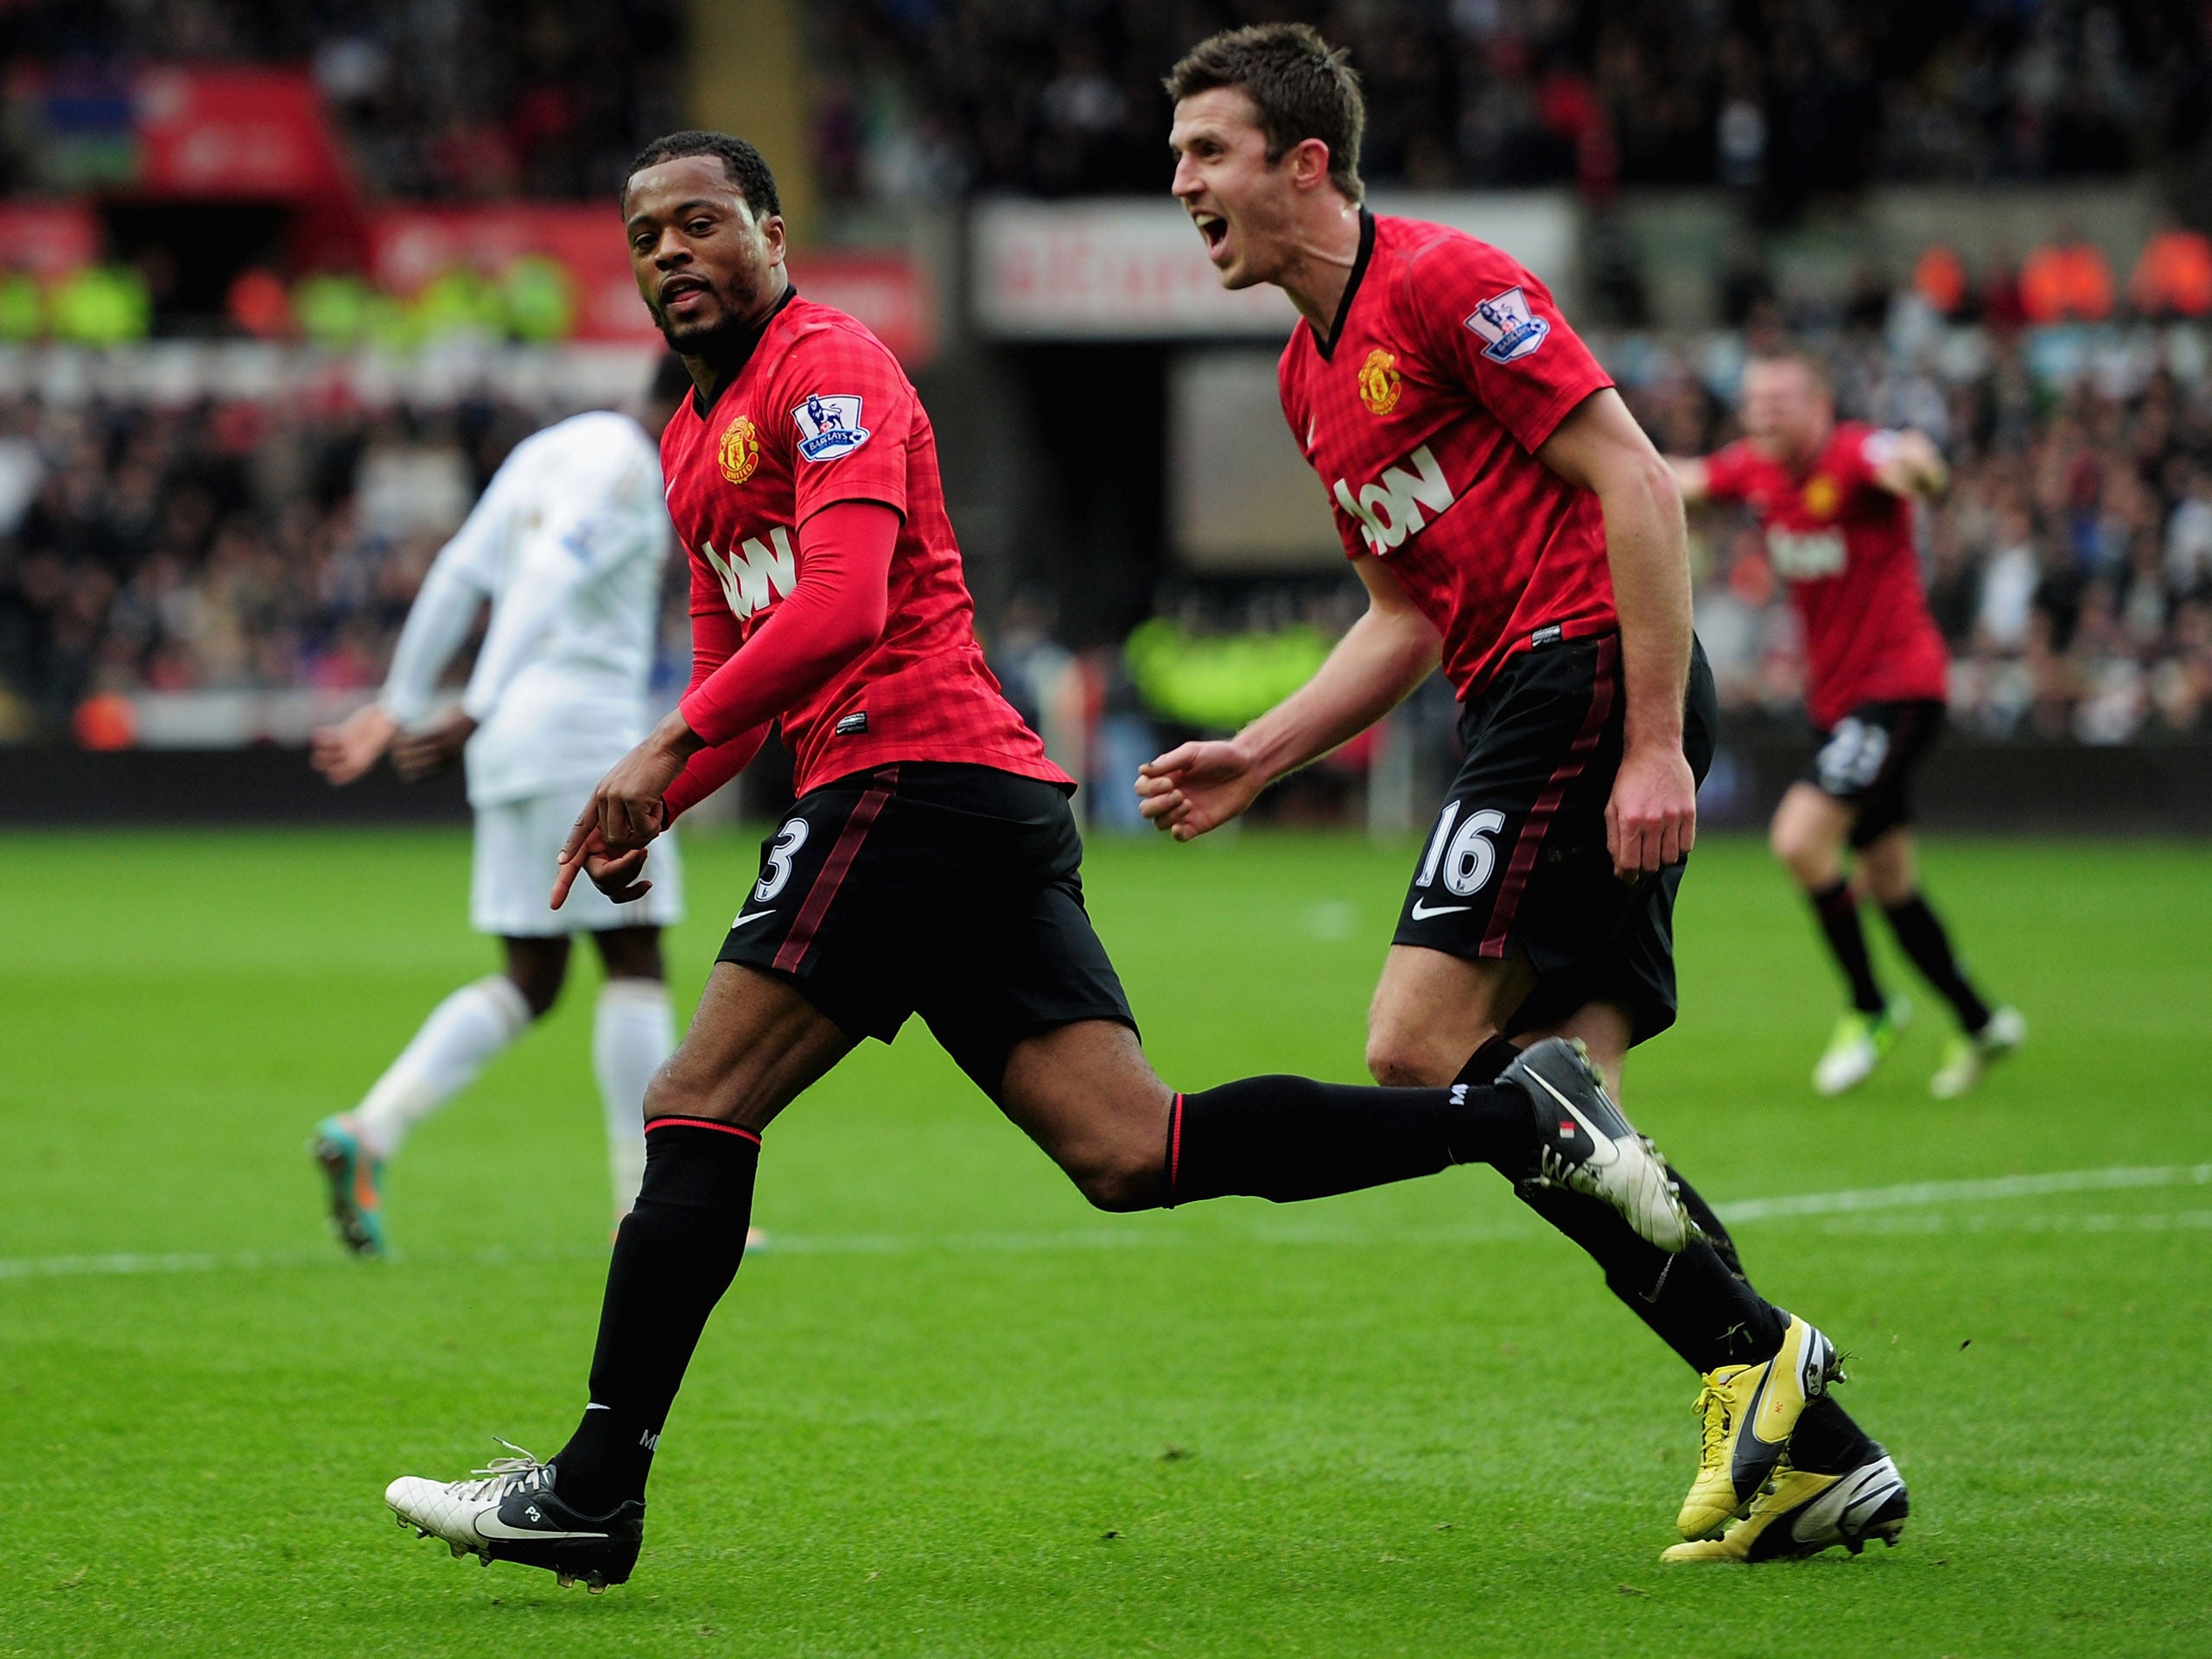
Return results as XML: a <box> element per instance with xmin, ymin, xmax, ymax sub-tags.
<box><xmin>1464</xmin><ymin>287</ymin><xmax>1550</xmax><ymax>364</ymax></box>
<box><xmin>791</xmin><ymin>394</ymin><xmax>871</xmax><ymax>462</ymax></box>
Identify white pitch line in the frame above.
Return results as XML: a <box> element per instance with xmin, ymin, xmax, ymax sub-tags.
<box><xmin>3</xmin><ymin>1164</ymin><xmax>2209</xmax><ymax>1283</ymax></box>
<box><xmin>1711</xmin><ymin>1161</ymin><xmax>2212</xmax><ymax>1222</ymax></box>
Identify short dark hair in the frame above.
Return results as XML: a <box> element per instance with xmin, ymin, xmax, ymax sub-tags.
<box><xmin>623</xmin><ymin>130</ymin><xmax>782</xmax><ymax>219</ymax></box>
<box><xmin>1745</xmin><ymin>346</ymin><xmax>1833</xmax><ymax>393</ymax></box>
<box><xmin>1165</xmin><ymin>23</ymin><xmax>1365</xmax><ymax>202</ymax></box>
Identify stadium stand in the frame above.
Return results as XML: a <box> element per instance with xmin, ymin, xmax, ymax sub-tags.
<box><xmin>812</xmin><ymin>0</ymin><xmax>2212</xmax><ymax>205</ymax></box>
<box><xmin>3</xmin><ymin>325</ymin><xmax>2210</xmax><ymax>746</ymax></box>
<box><xmin>0</xmin><ymin>0</ymin><xmax>683</xmax><ymax>200</ymax></box>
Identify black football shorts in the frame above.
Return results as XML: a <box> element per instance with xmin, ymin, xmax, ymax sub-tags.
<box><xmin>715</xmin><ymin>760</ymin><xmax>1135</xmax><ymax>1098</ymax></box>
<box><xmin>1801</xmin><ymin>699</ymin><xmax>1945</xmax><ymax>849</ymax></box>
<box><xmin>1392</xmin><ymin>631</ymin><xmax>1717</xmax><ymax>1046</ymax></box>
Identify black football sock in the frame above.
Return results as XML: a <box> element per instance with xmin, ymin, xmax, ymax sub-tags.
<box><xmin>550</xmin><ymin>1117</ymin><xmax>760</xmax><ymax>1514</ymax></box>
<box><xmin>1455</xmin><ymin>1034</ymin><xmax>1523</xmax><ymax>1087</ymax></box>
<box><xmin>1166</xmin><ymin>1073</ymin><xmax>1539</xmax><ymax>1205</ymax></box>
<box><xmin>1785</xmin><ymin>1395</ymin><xmax>1881</xmax><ymax>1475</ymax></box>
<box><xmin>1511</xmin><ymin>1174</ymin><xmax>1787</xmax><ymax>1374</ymax></box>
<box><xmin>1808</xmin><ymin>878</ymin><xmax>1886</xmax><ymax>1014</ymax></box>
<box><xmin>1547</xmin><ymin>1162</ymin><xmax>1879</xmax><ymax>1455</ymax></box>
<box><xmin>1881</xmin><ymin>891</ymin><xmax>1993</xmax><ymax>1033</ymax></box>
<box><xmin>1668</xmin><ymin>1167</ymin><xmax>1746</xmax><ymax>1278</ymax></box>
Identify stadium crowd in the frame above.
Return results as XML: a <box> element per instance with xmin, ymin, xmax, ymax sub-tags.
<box><xmin>6</xmin><ymin>2</ymin><xmax>2209</xmax><ymax>210</ymax></box>
<box><xmin>815</xmin><ymin>0</ymin><xmax>2212</xmax><ymax>205</ymax></box>
<box><xmin>0</xmin><ymin>386</ymin><xmax>695</xmax><ymax>737</ymax></box>
<box><xmin>0</xmin><ymin>0</ymin><xmax>683</xmax><ymax>200</ymax></box>
<box><xmin>4</xmin><ymin>325</ymin><xmax>2212</xmax><ymax>746</ymax></box>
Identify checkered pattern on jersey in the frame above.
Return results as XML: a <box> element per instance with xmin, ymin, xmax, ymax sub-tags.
<box><xmin>662</xmin><ymin>296</ymin><xmax>1065</xmax><ymax>795</ymax></box>
<box><xmin>1279</xmin><ymin>214</ymin><xmax>1620</xmax><ymax>700</ymax></box>
<box><xmin>1702</xmin><ymin>422</ymin><xmax>1948</xmax><ymax>727</ymax></box>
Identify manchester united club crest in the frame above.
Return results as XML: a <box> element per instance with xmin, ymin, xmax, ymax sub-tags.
<box><xmin>1357</xmin><ymin>347</ymin><xmax>1402</xmax><ymax>416</ymax></box>
<box><xmin>1802</xmin><ymin>474</ymin><xmax>1839</xmax><ymax>519</ymax></box>
<box><xmin>718</xmin><ymin>415</ymin><xmax>760</xmax><ymax>486</ymax></box>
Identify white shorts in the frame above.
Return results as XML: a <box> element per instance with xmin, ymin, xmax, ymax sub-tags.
<box><xmin>470</xmin><ymin>791</ymin><xmax>685</xmax><ymax>938</ymax></box>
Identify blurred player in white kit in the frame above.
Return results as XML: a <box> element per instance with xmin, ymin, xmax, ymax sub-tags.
<box><xmin>307</xmin><ymin>357</ymin><xmax>696</xmax><ymax>1256</ymax></box>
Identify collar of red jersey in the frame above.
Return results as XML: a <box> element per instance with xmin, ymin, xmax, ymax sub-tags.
<box><xmin>1310</xmin><ymin>209</ymin><xmax>1377</xmax><ymax>364</ymax></box>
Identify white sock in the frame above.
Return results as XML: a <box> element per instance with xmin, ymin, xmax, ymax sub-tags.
<box><xmin>594</xmin><ymin>978</ymin><xmax>675</xmax><ymax>1216</ymax></box>
<box><xmin>352</xmin><ymin>976</ymin><xmax>534</xmax><ymax>1160</ymax></box>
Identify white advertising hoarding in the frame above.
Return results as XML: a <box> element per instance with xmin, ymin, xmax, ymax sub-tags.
<box><xmin>973</xmin><ymin>192</ymin><xmax>1581</xmax><ymax>340</ymax></box>
<box><xmin>1166</xmin><ymin>348</ymin><xmax>1344</xmax><ymax>571</ymax></box>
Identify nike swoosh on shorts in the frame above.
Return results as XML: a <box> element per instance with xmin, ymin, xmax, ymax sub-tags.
<box><xmin>727</xmin><ymin>910</ymin><xmax>774</xmax><ymax>931</ymax></box>
<box><xmin>1408</xmin><ymin>899</ymin><xmax>1471</xmax><ymax>920</ymax></box>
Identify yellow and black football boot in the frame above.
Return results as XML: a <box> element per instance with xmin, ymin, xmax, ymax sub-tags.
<box><xmin>1663</xmin><ymin>1452</ymin><xmax>1908</xmax><ymax>1562</ymax></box>
<box><xmin>1676</xmin><ymin>1313</ymin><xmax>1840</xmax><ymax>1540</ymax></box>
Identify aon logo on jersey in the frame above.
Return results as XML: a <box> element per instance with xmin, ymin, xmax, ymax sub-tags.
<box><xmin>703</xmin><ymin>526</ymin><xmax>798</xmax><ymax>620</ymax></box>
<box><xmin>1332</xmin><ymin>444</ymin><xmax>1456</xmax><ymax>555</ymax></box>
<box><xmin>1766</xmin><ymin>527</ymin><xmax>1847</xmax><ymax>579</ymax></box>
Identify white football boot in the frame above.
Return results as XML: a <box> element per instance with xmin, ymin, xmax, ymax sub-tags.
<box><xmin>385</xmin><ymin>1440</ymin><xmax>644</xmax><ymax>1592</ymax></box>
<box><xmin>1500</xmin><ymin>1037</ymin><xmax>1694</xmax><ymax>1253</ymax></box>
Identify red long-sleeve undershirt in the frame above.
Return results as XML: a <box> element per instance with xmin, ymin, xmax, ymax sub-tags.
<box><xmin>659</xmin><ymin>498</ymin><xmax>899</xmax><ymax>823</ymax></box>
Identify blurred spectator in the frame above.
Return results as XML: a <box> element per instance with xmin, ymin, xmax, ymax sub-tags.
<box><xmin>2020</xmin><ymin>235</ymin><xmax>2116</xmax><ymax>324</ymax></box>
<box><xmin>2130</xmin><ymin>223</ymin><xmax>2212</xmax><ymax>320</ymax></box>
<box><xmin>0</xmin><ymin>0</ymin><xmax>683</xmax><ymax>199</ymax></box>
<box><xmin>812</xmin><ymin>1</ymin><xmax>2212</xmax><ymax>207</ymax></box>
<box><xmin>0</xmin><ymin>385</ymin><xmax>692</xmax><ymax>734</ymax></box>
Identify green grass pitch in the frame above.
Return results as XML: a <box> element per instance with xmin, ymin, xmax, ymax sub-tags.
<box><xmin>2</xmin><ymin>825</ymin><xmax>2209</xmax><ymax>1657</ymax></box>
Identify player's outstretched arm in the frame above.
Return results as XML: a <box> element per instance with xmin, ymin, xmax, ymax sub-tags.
<box><xmin>550</xmin><ymin>711</ymin><xmax>705</xmax><ymax>908</ymax></box>
<box><xmin>318</xmin><ymin>480</ymin><xmax>507</xmax><ymax>785</ymax></box>
<box><xmin>1665</xmin><ymin>454</ymin><xmax>1713</xmax><ymax>506</ymax></box>
<box><xmin>309</xmin><ymin>703</ymin><xmax>400</xmax><ymax>785</ymax></box>
<box><xmin>1536</xmin><ymin>388</ymin><xmax>1697</xmax><ymax>879</ymax></box>
<box><xmin>553</xmin><ymin>500</ymin><xmax>898</xmax><ymax>908</ymax></box>
<box><xmin>1868</xmin><ymin>429</ymin><xmax>1949</xmax><ymax>499</ymax></box>
<box><xmin>1138</xmin><ymin>556</ymin><xmax>1440</xmax><ymax>841</ymax></box>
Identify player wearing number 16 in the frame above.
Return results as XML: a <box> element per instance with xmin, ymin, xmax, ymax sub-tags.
<box><xmin>1143</xmin><ymin>24</ymin><xmax>1909</xmax><ymax>1561</ymax></box>
<box><xmin>1670</xmin><ymin>351</ymin><xmax>2023</xmax><ymax>1099</ymax></box>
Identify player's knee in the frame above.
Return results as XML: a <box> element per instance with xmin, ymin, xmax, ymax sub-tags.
<box><xmin>639</xmin><ymin>1057</ymin><xmax>736</xmax><ymax>1125</ymax></box>
<box><xmin>505</xmin><ymin>969</ymin><xmax>562</xmax><ymax>1020</ymax></box>
<box><xmin>1364</xmin><ymin>1028</ymin><xmax>1454</xmax><ymax>1088</ymax></box>
<box><xmin>1064</xmin><ymin>1143</ymin><xmax>1166</xmax><ymax>1212</ymax></box>
<box><xmin>1769</xmin><ymin>818</ymin><xmax>1825</xmax><ymax>887</ymax></box>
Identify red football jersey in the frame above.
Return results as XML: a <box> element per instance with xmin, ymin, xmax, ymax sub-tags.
<box><xmin>1700</xmin><ymin>421</ymin><xmax>1949</xmax><ymax>729</ymax></box>
<box><xmin>660</xmin><ymin>291</ymin><xmax>1067</xmax><ymax>797</ymax></box>
<box><xmin>1278</xmin><ymin>213</ymin><xmax>1618</xmax><ymax>700</ymax></box>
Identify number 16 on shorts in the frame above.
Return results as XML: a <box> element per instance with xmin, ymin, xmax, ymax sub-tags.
<box><xmin>1411</xmin><ymin>801</ymin><xmax>1506</xmax><ymax>917</ymax></box>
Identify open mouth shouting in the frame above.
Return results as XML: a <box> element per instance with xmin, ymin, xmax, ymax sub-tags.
<box><xmin>1192</xmin><ymin>209</ymin><xmax>1231</xmax><ymax>264</ymax></box>
<box><xmin>658</xmin><ymin>273</ymin><xmax>714</xmax><ymax>321</ymax></box>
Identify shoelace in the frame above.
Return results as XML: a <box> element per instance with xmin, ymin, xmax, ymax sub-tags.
<box><xmin>1694</xmin><ymin>1383</ymin><xmax>1732</xmax><ymax>1471</ymax></box>
<box><xmin>450</xmin><ymin>1438</ymin><xmax>550</xmax><ymax>1501</ymax></box>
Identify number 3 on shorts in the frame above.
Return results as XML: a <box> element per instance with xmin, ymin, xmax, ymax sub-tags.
<box><xmin>755</xmin><ymin>817</ymin><xmax>810</xmax><ymax>904</ymax></box>
<box><xmin>1416</xmin><ymin>803</ymin><xmax>1508</xmax><ymax>898</ymax></box>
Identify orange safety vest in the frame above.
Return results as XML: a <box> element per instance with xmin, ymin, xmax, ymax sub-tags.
<box><xmin>2020</xmin><ymin>242</ymin><xmax>2114</xmax><ymax>323</ymax></box>
<box><xmin>1913</xmin><ymin>245</ymin><xmax>1967</xmax><ymax>316</ymax></box>
<box><xmin>2130</xmin><ymin>229</ymin><xmax>2212</xmax><ymax>318</ymax></box>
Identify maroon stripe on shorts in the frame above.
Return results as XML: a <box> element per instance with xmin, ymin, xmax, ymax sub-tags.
<box><xmin>1480</xmin><ymin>634</ymin><xmax>1619</xmax><ymax>957</ymax></box>
<box><xmin>773</xmin><ymin>765</ymin><xmax>898</xmax><ymax>975</ymax></box>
